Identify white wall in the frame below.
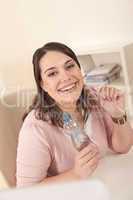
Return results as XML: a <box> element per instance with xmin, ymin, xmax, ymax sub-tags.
<box><xmin>0</xmin><ymin>0</ymin><xmax>133</xmax><ymax>90</ymax></box>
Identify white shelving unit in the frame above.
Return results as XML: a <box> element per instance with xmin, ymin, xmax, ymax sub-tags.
<box><xmin>76</xmin><ymin>42</ymin><xmax>133</xmax><ymax>120</ymax></box>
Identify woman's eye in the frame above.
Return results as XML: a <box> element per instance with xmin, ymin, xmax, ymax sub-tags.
<box><xmin>66</xmin><ymin>64</ymin><xmax>75</xmax><ymax>69</ymax></box>
<box><xmin>48</xmin><ymin>71</ymin><xmax>58</xmax><ymax>77</ymax></box>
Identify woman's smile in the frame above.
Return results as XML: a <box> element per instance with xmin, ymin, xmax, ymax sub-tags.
<box><xmin>57</xmin><ymin>81</ymin><xmax>78</xmax><ymax>94</ymax></box>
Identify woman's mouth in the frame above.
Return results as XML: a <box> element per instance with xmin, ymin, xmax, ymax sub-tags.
<box><xmin>58</xmin><ymin>82</ymin><xmax>78</xmax><ymax>93</ymax></box>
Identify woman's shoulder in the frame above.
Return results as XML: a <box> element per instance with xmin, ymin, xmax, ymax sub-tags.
<box><xmin>22</xmin><ymin>109</ymin><xmax>51</xmax><ymax>129</ymax></box>
<box><xmin>19</xmin><ymin>109</ymin><xmax>54</xmax><ymax>145</ymax></box>
<box><xmin>24</xmin><ymin>109</ymin><xmax>41</xmax><ymax>123</ymax></box>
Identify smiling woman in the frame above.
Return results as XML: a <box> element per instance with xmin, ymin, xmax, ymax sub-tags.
<box><xmin>39</xmin><ymin>51</ymin><xmax>83</xmax><ymax>111</ymax></box>
<box><xmin>16</xmin><ymin>42</ymin><xmax>133</xmax><ymax>187</ymax></box>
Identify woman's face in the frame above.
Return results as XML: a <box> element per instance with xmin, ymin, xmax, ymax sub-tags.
<box><xmin>39</xmin><ymin>51</ymin><xmax>84</xmax><ymax>108</ymax></box>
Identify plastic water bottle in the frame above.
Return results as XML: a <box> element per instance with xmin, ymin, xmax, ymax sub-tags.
<box><xmin>63</xmin><ymin>112</ymin><xmax>92</xmax><ymax>151</ymax></box>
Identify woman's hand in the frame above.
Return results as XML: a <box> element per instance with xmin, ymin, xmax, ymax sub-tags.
<box><xmin>98</xmin><ymin>86</ymin><xmax>126</xmax><ymax>118</ymax></box>
<box><xmin>71</xmin><ymin>143</ymin><xmax>100</xmax><ymax>179</ymax></box>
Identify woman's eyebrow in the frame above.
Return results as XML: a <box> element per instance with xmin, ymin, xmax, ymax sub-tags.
<box><xmin>43</xmin><ymin>59</ymin><xmax>73</xmax><ymax>74</ymax></box>
<box><xmin>64</xmin><ymin>59</ymin><xmax>73</xmax><ymax>65</ymax></box>
<box><xmin>43</xmin><ymin>67</ymin><xmax>56</xmax><ymax>74</ymax></box>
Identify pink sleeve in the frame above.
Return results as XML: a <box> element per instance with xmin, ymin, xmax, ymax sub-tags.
<box><xmin>16</xmin><ymin>122</ymin><xmax>52</xmax><ymax>187</ymax></box>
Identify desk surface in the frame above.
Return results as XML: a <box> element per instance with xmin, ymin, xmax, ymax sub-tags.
<box><xmin>91</xmin><ymin>148</ymin><xmax>133</xmax><ymax>199</ymax></box>
<box><xmin>0</xmin><ymin>148</ymin><xmax>133</xmax><ymax>200</ymax></box>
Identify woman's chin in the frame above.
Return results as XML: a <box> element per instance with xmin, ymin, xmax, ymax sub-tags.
<box><xmin>59</xmin><ymin>97</ymin><xmax>79</xmax><ymax>107</ymax></box>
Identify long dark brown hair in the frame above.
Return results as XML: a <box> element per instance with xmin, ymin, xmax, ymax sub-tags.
<box><xmin>23</xmin><ymin>42</ymin><xmax>97</xmax><ymax>127</ymax></box>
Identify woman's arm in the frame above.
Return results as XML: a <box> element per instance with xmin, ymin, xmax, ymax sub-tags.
<box><xmin>40</xmin><ymin>169</ymin><xmax>79</xmax><ymax>184</ymax></box>
<box><xmin>41</xmin><ymin>144</ymin><xmax>100</xmax><ymax>185</ymax></box>
<box><xmin>98</xmin><ymin>86</ymin><xmax>133</xmax><ymax>153</ymax></box>
<box><xmin>111</xmin><ymin>120</ymin><xmax>133</xmax><ymax>153</ymax></box>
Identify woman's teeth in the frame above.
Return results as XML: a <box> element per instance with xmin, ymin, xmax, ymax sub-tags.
<box><xmin>59</xmin><ymin>83</ymin><xmax>76</xmax><ymax>92</ymax></box>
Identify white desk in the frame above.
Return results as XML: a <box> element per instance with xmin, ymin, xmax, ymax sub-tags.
<box><xmin>0</xmin><ymin>148</ymin><xmax>133</xmax><ymax>200</ymax></box>
<box><xmin>91</xmin><ymin>147</ymin><xmax>133</xmax><ymax>200</ymax></box>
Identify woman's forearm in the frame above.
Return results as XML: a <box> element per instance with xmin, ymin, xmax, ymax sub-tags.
<box><xmin>40</xmin><ymin>144</ymin><xmax>100</xmax><ymax>185</ymax></box>
<box><xmin>111</xmin><ymin>121</ymin><xmax>133</xmax><ymax>153</ymax></box>
<box><xmin>40</xmin><ymin>169</ymin><xmax>80</xmax><ymax>185</ymax></box>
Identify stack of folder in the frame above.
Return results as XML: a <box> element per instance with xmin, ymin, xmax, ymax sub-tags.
<box><xmin>84</xmin><ymin>63</ymin><xmax>121</xmax><ymax>85</ymax></box>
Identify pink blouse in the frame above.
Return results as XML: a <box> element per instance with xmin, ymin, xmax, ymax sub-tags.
<box><xmin>16</xmin><ymin>89</ymin><xmax>114</xmax><ymax>187</ymax></box>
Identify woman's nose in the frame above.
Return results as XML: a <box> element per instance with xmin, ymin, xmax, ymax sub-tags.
<box><xmin>60</xmin><ymin>69</ymin><xmax>70</xmax><ymax>81</ymax></box>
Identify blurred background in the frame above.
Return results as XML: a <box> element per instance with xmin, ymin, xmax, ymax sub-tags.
<box><xmin>0</xmin><ymin>0</ymin><xmax>133</xmax><ymax>89</ymax></box>
<box><xmin>0</xmin><ymin>0</ymin><xmax>133</xmax><ymax>190</ymax></box>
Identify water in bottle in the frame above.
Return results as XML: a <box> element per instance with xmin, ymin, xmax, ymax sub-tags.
<box><xmin>63</xmin><ymin>112</ymin><xmax>92</xmax><ymax>151</ymax></box>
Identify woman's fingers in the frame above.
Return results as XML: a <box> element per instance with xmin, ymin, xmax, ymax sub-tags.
<box><xmin>76</xmin><ymin>143</ymin><xmax>100</xmax><ymax>167</ymax></box>
<box><xmin>77</xmin><ymin>143</ymin><xmax>98</xmax><ymax>159</ymax></box>
<box><xmin>99</xmin><ymin>86</ymin><xmax>121</xmax><ymax>101</ymax></box>
<box><xmin>83</xmin><ymin>155</ymin><xmax>100</xmax><ymax>172</ymax></box>
<box><xmin>79</xmin><ymin>150</ymin><xmax>100</xmax><ymax>166</ymax></box>
<box><xmin>73</xmin><ymin>144</ymin><xmax>100</xmax><ymax>179</ymax></box>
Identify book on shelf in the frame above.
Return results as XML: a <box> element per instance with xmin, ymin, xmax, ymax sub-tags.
<box><xmin>84</xmin><ymin>63</ymin><xmax>121</xmax><ymax>77</ymax></box>
<box><xmin>85</xmin><ymin>69</ymin><xmax>121</xmax><ymax>82</ymax></box>
<box><xmin>84</xmin><ymin>63</ymin><xmax>121</xmax><ymax>85</ymax></box>
<box><xmin>85</xmin><ymin>71</ymin><xmax>120</xmax><ymax>85</ymax></box>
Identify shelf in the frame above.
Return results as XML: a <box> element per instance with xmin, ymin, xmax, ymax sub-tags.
<box><xmin>85</xmin><ymin>76</ymin><xmax>125</xmax><ymax>90</ymax></box>
<box><xmin>77</xmin><ymin>41</ymin><xmax>133</xmax><ymax>117</ymax></box>
<box><xmin>109</xmin><ymin>76</ymin><xmax>125</xmax><ymax>90</ymax></box>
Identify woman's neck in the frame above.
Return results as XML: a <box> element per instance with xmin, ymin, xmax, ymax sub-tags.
<box><xmin>58</xmin><ymin>102</ymin><xmax>77</xmax><ymax>115</ymax></box>
<box><xmin>59</xmin><ymin>102</ymin><xmax>84</xmax><ymax>128</ymax></box>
